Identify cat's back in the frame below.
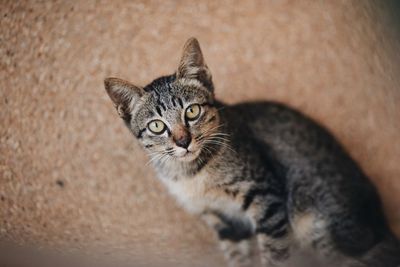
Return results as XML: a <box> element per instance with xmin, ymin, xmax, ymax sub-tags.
<box><xmin>221</xmin><ymin>100</ymin><xmax>377</xmax><ymax>204</ymax></box>
<box><xmin>220</xmin><ymin>100</ymin><xmax>344</xmax><ymax>165</ymax></box>
<box><xmin>221</xmin><ymin>100</ymin><xmax>391</xmax><ymax>255</ymax></box>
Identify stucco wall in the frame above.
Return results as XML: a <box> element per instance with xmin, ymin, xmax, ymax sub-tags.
<box><xmin>1</xmin><ymin>1</ymin><xmax>399</xmax><ymax>266</ymax></box>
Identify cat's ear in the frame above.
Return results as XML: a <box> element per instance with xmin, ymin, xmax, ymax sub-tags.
<box><xmin>177</xmin><ymin>37</ymin><xmax>213</xmax><ymax>91</ymax></box>
<box><xmin>104</xmin><ymin>77</ymin><xmax>144</xmax><ymax>122</ymax></box>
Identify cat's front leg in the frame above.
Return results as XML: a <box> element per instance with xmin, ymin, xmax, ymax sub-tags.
<box><xmin>256</xmin><ymin>232</ymin><xmax>291</xmax><ymax>267</ymax></box>
<box><xmin>201</xmin><ymin>211</ymin><xmax>255</xmax><ymax>267</ymax></box>
<box><xmin>246</xmin><ymin>196</ymin><xmax>292</xmax><ymax>266</ymax></box>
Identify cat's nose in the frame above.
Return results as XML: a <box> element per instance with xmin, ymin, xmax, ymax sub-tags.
<box><xmin>173</xmin><ymin>126</ymin><xmax>192</xmax><ymax>149</ymax></box>
<box><xmin>175</xmin><ymin>135</ymin><xmax>192</xmax><ymax>148</ymax></box>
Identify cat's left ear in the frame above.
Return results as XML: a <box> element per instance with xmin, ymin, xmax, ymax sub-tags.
<box><xmin>104</xmin><ymin>77</ymin><xmax>144</xmax><ymax>122</ymax></box>
<box><xmin>177</xmin><ymin>37</ymin><xmax>213</xmax><ymax>92</ymax></box>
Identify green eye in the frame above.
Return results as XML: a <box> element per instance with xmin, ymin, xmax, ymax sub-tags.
<box><xmin>148</xmin><ymin>120</ymin><xmax>166</xmax><ymax>134</ymax></box>
<box><xmin>185</xmin><ymin>104</ymin><xmax>201</xmax><ymax>121</ymax></box>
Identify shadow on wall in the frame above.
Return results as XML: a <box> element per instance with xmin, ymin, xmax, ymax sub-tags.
<box><xmin>1</xmin><ymin>1</ymin><xmax>400</xmax><ymax>266</ymax></box>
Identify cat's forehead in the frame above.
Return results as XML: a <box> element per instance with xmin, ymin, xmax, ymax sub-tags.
<box><xmin>143</xmin><ymin>75</ymin><xmax>210</xmax><ymax>105</ymax></box>
<box><xmin>143</xmin><ymin>74</ymin><xmax>209</xmax><ymax>101</ymax></box>
<box><xmin>133</xmin><ymin>75</ymin><xmax>212</xmax><ymax>121</ymax></box>
<box><xmin>143</xmin><ymin>74</ymin><xmax>176</xmax><ymax>94</ymax></box>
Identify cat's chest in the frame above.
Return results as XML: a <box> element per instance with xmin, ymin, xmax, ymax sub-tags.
<box><xmin>159</xmin><ymin>171</ymin><xmax>242</xmax><ymax>216</ymax></box>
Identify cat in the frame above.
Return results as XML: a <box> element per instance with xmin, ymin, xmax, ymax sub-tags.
<box><xmin>103</xmin><ymin>38</ymin><xmax>400</xmax><ymax>267</ymax></box>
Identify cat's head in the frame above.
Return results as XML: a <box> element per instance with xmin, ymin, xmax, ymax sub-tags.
<box><xmin>104</xmin><ymin>38</ymin><xmax>222</xmax><ymax>163</ymax></box>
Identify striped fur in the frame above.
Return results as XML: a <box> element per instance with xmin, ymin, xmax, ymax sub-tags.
<box><xmin>104</xmin><ymin>38</ymin><xmax>400</xmax><ymax>267</ymax></box>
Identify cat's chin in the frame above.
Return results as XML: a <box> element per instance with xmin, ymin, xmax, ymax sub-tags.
<box><xmin>175</xmin><ymin>149</ymin><xmax>201</xmax><ymax>162</ymax></box>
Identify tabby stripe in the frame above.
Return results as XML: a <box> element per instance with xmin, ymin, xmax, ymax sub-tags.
<box><xmin>166</xmin><ymin>81</ymin><xmax>173</xmax><ymax>92</ymax></box>
<box><xmin>184</xmin><ymin>119</ymin><xmax>190</xmax><ymax>128</ymax></box>
<box><xmin>137</xmin><ymin>128</ymin><xmax>146</xmax><ymax>139</ymax></box>
<box><xmin>266</xmin><ymin>246</ymin><xmax>289</xmax><ymax>261</ymax></box>
<box><xmin>206</xmin><ymin>115</ymin><xmax>216</xmax><ymax>123</ymax></box>
<box><xmin>224</xmin><ymin>188</ymin><xmax>239</xmax><ymax>198</ymax></box>
<box><xmin>177</xmin><ymin>97</ymin><xmax>184</xmax><ymax>108</ymax></box>
<box><xmin>259</xmin><ymin>202</ymin><xmax>283</xmax><ymax>223</ymax></box>
<box><xmin>219</xmin><ymin>178</ymin><xmax>243</xmax><ymax>187</ymax></box>
<box><xmin>257</xmin><ymin>217</ymin><xmax>288</xmax><ymax>238</ymax></box>
<box><xmin>159</xmin><ymin>101</ymin><xmax>167</xmax><ymax>111</ymax></box>
<box><xmin>156</xmin><ymin>106</ymin><xmax>162</xmax><ymax>117</ymax></box>
<box><xmin>242</xmin><ymin>188</ymin><xmax>280</xmax><ymax>210</ymax></box>
<box><xmin>269</xmin><ymin>226</ymin><xmax>288</xmax><ymax>239</ymax></box>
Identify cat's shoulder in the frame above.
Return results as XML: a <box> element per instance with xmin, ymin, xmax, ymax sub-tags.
<box><xmin>218</xmin><ymin>100</ymin><xmax>302</xmax><ymax>117</ymax></box>
<box><xmin>217</xmin><ymin>100</ymin><xmax>316</xmax><ymax>129</ymax></box>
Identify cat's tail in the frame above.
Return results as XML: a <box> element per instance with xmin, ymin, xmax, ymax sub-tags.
<box><xmin>357</xmin><ymin>234</ymin><xmax>400</xmax><ymax>267</ymax></box>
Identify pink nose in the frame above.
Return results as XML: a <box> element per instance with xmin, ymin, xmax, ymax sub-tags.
<box><xmin>173</xmin><ymin>125</ymin><xmax>192</xmax><ymax>149</ymax></box>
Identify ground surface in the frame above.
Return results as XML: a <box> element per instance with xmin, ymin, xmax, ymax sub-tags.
<box><xmin>1</xmin><ymin>1</ymin><xmax>400</xmax><ymax>266</ymax></box>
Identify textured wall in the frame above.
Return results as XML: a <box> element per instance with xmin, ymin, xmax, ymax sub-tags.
<box><xmin>1</xmin><ymin>1</ymin><xmax>400</xmax><ymax>266</ymax></box>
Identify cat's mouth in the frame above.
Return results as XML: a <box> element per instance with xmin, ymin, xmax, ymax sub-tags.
<box><xmin>174</xmin><ymin>146</ymin><xmax>201</xmax><ymax>162</ymax></box>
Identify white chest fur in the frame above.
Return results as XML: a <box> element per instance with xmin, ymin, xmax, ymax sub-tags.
<box><xmin>159</xmin><ymin>171</ymin><xmax>243</xmax><ymax>218</ymax></box>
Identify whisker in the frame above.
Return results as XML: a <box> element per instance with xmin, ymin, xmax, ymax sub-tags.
<box><xmin>201</xmin><ymin>124</ymin><xmax>226</xmax><ymax>135</ymax></box>
<box><xmin>208</xmin><ymin>136</ymin><xmax>230</xmax><ymax>142</ymax></box>
<box><xmin>203</xmin><ymin>138</ymin><xmax>236</xmax><ymax>154</ymax></box>
<box><xmin>196</xmin><ymin>124</ymin><xmax>227</xmax><ymax>142</ymax></box>
<box><xmin>145</xmin><ymin>147</ymin><xmax>174</xmax><ymax>166</ymax></box>
<box><xmin>201</xmin><ymin>145</ymin><xmax>214</xmax><ymax>156</ymax></box>
<box><xmin>209</xmin><ymin>133</ymin><xmax>230</xmax><ymax>137</ymax></box>
<box><xmin>146</xmin><ymin>153</ymin><xmax>164</xmax><ymax>166</ymax></box>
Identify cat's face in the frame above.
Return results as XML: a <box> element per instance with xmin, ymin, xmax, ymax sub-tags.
<box><xmin>105</xmin><ymin>38</ymin><xmax>221</xmax><ymax>163</ymax></box>
<box><xmin>131</xmin><ymin>76</ymin><xmax>219</xmax><ymax>162</ymax></box>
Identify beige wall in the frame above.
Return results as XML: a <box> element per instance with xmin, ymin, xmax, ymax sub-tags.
<box><xmin>1</xmin><ymin>1</ymin><xmax>400</xmax><ymax>266</ymax></box>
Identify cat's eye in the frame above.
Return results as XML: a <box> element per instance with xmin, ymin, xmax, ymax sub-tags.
<box><xmin>185</xmin><ymin>104</ymin><xmax>201</xmax><ymax>121</ymax></box>
<box><xmin>148</xmin><ymin>120</ymin><xmax>166</xmax><ymax>134</ymax></box>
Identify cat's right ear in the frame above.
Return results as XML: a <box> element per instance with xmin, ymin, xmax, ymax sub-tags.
<box><xmin>177</xmin><ymin>37</ymin><xmax>213</xmax><ymax>91</ymax></box>
<box><xmin>104</xmin><ymin>77</ymin><xmax>144</xmax><ymax>122</ymax></box>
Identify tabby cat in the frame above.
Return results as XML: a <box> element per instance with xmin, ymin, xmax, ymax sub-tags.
<box><xmin>104</xmin><ymin>38</ymin><xmax>400</xmax><ymax>267</ymax></box>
